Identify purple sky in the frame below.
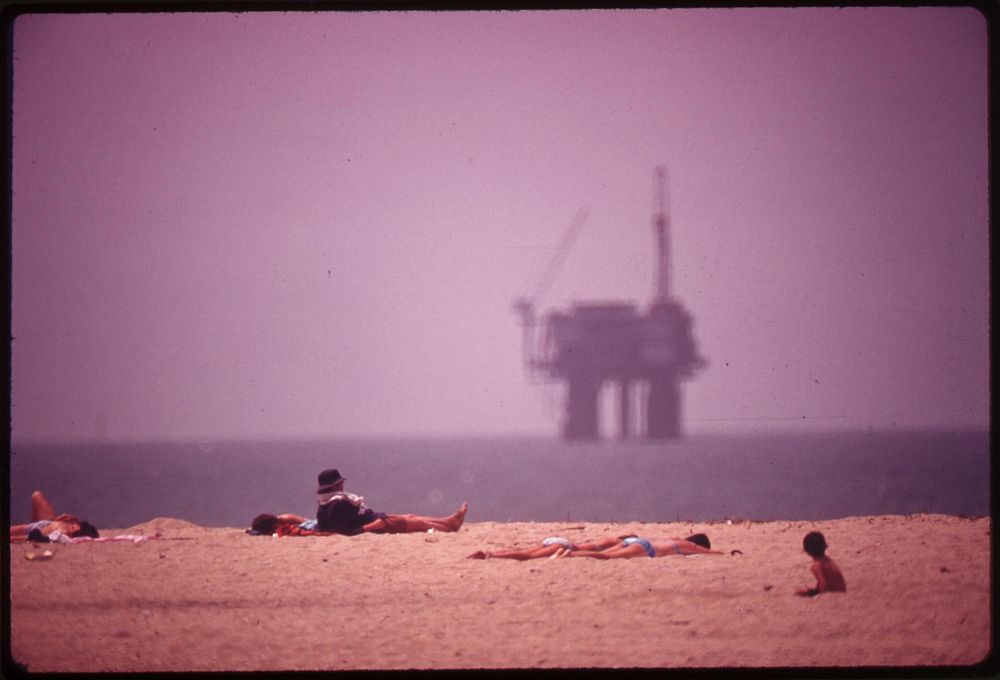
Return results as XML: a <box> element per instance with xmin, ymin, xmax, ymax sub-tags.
<box><xmin>10</xmin><ymin>8</ymin><xmax>989</xmax><ymax>443</ymax></box>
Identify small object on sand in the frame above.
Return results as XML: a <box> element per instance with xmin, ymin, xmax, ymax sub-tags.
<box><xmin>763</xmin><ymin>584</ymin><xmax>773</xmax><ymax>591</ymax></box>
<box><xmin>730</xmin><ymin>549</ymin><xmax>743</xmax><ymax>556</ymax></box>
<box><xmin>26</xmin><ymin>550</ymin><xmax>54</xmax><ymax>561</ymax></box>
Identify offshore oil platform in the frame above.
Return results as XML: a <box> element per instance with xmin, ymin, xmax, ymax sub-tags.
<box><xmin>514</xmin><ymin>167</ymin><xmax>705</xmax><ymax>441</ymax></box>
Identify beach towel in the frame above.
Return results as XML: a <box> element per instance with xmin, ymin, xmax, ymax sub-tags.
<box><xmin>66</xmin><ymin>534</ymin><xmax>159</xmax><ymax>544</ymax></box>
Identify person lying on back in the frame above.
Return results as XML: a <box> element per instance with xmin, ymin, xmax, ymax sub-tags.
<box><xmin>10</xmin><ymin>490</ymin><xmax>100</xmax><ymax>543</ymax></box>
<box><xmin>314</xmin><ymin>468</ymin><xmax>467</xmax><ymax>536</ymax></box>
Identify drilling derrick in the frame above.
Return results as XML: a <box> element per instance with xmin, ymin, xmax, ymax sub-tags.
<box><xmin>653</xmin><ymin>165</ymin><xmax>671</xmax><ymax>305</ymax></box>
<box><xmin>515</xmin><ymin>167</ymin><xmax>705</xmax><ymax>441</ymax></box>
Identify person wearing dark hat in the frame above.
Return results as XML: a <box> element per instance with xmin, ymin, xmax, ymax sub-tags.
<box><xmin>314</xmin><ymin>468</ymin><xmax>468</xmax><ymax>536</ymax></box>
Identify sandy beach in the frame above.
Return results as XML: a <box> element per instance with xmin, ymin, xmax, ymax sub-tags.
<box><xmin>6</xmin><ymin>513</ymin><xmax>990</xmax><ymax>672</ymax></box>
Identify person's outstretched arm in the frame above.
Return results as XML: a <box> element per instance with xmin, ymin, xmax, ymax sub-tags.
<box><xmin>676</xmin><ymin>541</ymin><xmax>724</xmax><ymax>555</ymax></box>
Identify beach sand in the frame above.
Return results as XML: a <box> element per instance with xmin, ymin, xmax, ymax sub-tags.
<box><xmin>6</xmin><ymin>514</ymin><xmax>990</xmax><ymax>672</ymax></box>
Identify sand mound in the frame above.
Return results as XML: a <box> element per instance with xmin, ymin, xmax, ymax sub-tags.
<box><xmin>120</xmin><ymin>517</ymin><xmax>213</xmax><ymax>536</ymax></box>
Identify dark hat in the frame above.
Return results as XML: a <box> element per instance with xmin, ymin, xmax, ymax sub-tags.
<box><xmin>317</xmin><ymin>468</ymin><xmax>346</xmax><ymax>493</ymax></box>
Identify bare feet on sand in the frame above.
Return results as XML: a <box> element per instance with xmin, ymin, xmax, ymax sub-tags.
<box><xmin>446</xmin><ymin>502</ymin><xmax>469</xmax><ymax>531</ymax></box>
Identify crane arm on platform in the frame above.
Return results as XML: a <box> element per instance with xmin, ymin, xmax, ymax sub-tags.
<box><xmin>513</xmin><ymin>207</ymin><xmax>589</xmax><ymax>326</ymax></box>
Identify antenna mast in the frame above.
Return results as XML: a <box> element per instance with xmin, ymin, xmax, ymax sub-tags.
<box><xmin>652</xmin><ymin>165</ymin><xmax>670</xmax><ymax>305</ymax></box>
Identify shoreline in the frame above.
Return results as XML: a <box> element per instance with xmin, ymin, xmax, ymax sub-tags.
<box><xmin>9</xmin><ymin>513</ymin><xmax>991</xmax><ymax>672</ymax></box>
<box><xmin>10</xmin><ymin>432</ymin><xmax>990</xmax><ymax>529</ymax></box>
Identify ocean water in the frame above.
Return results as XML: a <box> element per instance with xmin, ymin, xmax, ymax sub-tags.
<box><xmin>8</xmin><ymin>430</ymin><xmax>990</xmax><ymax>529</ymax></box>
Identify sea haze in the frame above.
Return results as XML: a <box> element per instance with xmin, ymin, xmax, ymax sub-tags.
<box><xmin>9</xmin><ymin>430</ymin><xmax>989</xmax><ymax>529</ymax></box>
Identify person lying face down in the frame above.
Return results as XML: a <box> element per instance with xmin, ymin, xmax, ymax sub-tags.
<box><xmin>313</xmin><ymin>468</ymin><xmax>468</xmax><ymax>536</ymax></box>
<box><xmin>467</xmin><ymin>534</ymin><xmax>639</xmax><ymax>560</ymax></box>
<box><xmin>10</xmin><ymin>490</ymin><xmax>100</xmax><ymax>542</ymax></box>
<box><xmin>556</xmin><ymin>533</ymin><xmax>724</xmax><ymax>559</ymax></box>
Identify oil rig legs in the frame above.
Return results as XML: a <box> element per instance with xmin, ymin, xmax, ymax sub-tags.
<box><xmin>561</xmin><ymin>373</ymin><xmax>683</xmax><ymax>441</ymax></box>
<box><xmin>563</xmin><ymin>375</ymin><xmax>600</xmax><ymax>440</ymax></box>
<box><xmin>645</xmin><ymin>372</ymin><xmax>681</xmax><ymax>439</ymax></box>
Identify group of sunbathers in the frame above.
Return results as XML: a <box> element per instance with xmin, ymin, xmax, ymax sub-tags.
<box><xmin>246</xmin><ymin>468</ymin><xmax>469</xmax><ymax>537</ymax></box>
<box><xmin>247</xmin><ymin>468</ymin><xmax>845</xmax><ymax>593</ymax></box>
<box><xmin>12</xmin><ymin>466</ymin><xmax>846</xmax><ymax>596</ymax></box>
<box><xmin>465</xmin><ymin>527</ymin><xmax>846</xmax><ymax>594</ymax></box>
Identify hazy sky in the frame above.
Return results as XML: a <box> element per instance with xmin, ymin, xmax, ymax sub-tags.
<box><xmin>10</xmin><ymin>8</ymin><xmax>989</xmax><ymax>443</ymax></box>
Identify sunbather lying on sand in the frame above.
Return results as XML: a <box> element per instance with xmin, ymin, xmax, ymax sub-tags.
<box><xmin>466</xmin><ymin>534</ymin><xmax>638</xmax><ymax>560</ymax></box>
<box><xmin>10</xmin><ymin>490</ymin><xmax>100</xmax><ymax>542</ymax></box>
<box><xmin>556</xmin><ymin>533</ymin><xmax>724</xmax><ymax>559</ymax></box>
<box><xmin>247</xmin><ymin>513</ymin><xmax>328</xmax><ymax>536</ymax></box>
<box><xmin>315</xmin><ymin>468</ymin><xmax>468</xmax><ymax>535</ymax></box>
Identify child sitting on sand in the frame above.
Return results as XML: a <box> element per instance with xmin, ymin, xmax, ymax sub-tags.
<box><xmin>795</xmin><ymin>531</ymin><xmax>846</xmax><ymax>596</ymax></box>
<box><xmin>557</xmin><ymin>534</ymin><xmax>724</xmax><ymax>559</ymax></box>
